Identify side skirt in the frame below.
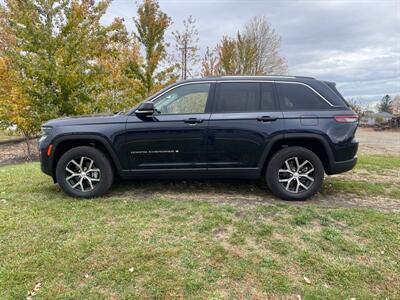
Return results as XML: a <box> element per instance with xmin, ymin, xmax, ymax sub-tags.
<box><xmin>119</xmin><ymin>168</ymin><xmax>261</xmax><ymax>180</ymax></box>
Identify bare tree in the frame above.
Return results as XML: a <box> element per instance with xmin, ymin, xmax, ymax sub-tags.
<box><xmin>172</xmin><ymin>16</ymin><xmax>200</xmax><ymax>80</ymax></box>
<box><xmin>201</xmin><ymin>16</ymin><xmax>287</xmax><ymax>76</ymax></box>
<box><xmin>243</xmin><ymin>16</ymin><xmax>287</xmax><ymax>75</ymax></box>
<box><xmin>392</xmin><ymin>95</ymin><xmax>400</xmax><ymax>115</ymax></box>
<box><xmin>347</xmin><ymin>98</ymin><xmax>364</xmax><ymax>118</ymax></box>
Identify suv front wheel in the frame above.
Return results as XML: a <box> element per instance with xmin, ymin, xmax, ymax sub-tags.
<box><xmin>56</xmin><ymin>146</ymin><xmax>114</xmax><ymax>198</ymax></box>
<box><xmin>266</xmin><ymin>146</ymin><xmax>324</xmax><ymax>201</ymax></box>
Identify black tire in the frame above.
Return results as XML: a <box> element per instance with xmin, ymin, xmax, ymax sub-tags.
<box><xmin>56</xmin><ymin>146</ymin><xmax>114</xmax><ymax>198</ymax></box>
<box><xmin>266</xmin><ymin>146</ymin><xmax>324</xmax><ymax>201</ymax></box>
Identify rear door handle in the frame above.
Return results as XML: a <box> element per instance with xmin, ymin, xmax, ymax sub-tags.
<box><xmin>184</xmin><ymin>118</ymin><xmax>203</xmax><ymax>124</ymax></box>
<box><xmin>257</xmin><ymin>116</ymin><xmax>278</xmax><ymax>122</ymax></box>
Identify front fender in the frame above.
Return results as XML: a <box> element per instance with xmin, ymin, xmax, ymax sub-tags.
<box><xmin>49</xmin><ymin>134</ymin><xmax>123</xmax><ymax>175</ymax></box>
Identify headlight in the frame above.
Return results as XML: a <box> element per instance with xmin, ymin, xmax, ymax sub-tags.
<box><xmin>41</xmin><ymin>126</ymin><xmax>53</xmax><ymax>136</ymax></box>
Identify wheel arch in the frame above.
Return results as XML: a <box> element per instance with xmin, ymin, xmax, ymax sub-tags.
<box><xmin>259</xmin><ymin>133</ymin><xmax>334</xmax><ymax>174</ymax></box>
<box><xmin>50</xmin><ymin>135</ymin><xmax>122</xmax><ymax>181</ymax></box>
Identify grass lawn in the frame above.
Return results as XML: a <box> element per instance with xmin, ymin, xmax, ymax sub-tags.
<box><xmin>0</xmin><ymin>155</ymin><xmax>399</xmax><ymax>299</ymax></box>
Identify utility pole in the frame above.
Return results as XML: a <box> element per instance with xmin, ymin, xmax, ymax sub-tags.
<box><xmin>180</xmin><ymin>37</ymin><xmax>196</xmax><ymax>80</ymax></box>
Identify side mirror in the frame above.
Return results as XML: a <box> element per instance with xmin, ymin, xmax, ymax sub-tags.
<box><xmin>135</xmin><ymin>102</ymin><xmax>154</xmax><ymax>116</ymax></box>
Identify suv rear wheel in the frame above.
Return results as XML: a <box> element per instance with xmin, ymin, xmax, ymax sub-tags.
<box><xmin>56</xmin><ymin>146</ymin><xmax>114</xmax><ymax>198</ymax></box>
<box><xmin>266</xmin><ymin>146</ymin><xmax>324</xmax><ymax>201</ymax></box>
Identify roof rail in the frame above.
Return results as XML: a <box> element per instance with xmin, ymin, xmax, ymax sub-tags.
<box><xmin>205</xmin><ymin>75</ymin><xmax>316</xmax><ymax>80</ymax></box>
<box><xmin>292</xmin><ymin>75</ymin><xmax>315</xmax><ymax>79</ymax></box>
<box><xmin>220</xmin><ymin>75</ymin><xmax>295</xmax><ymax>79</ymax></box>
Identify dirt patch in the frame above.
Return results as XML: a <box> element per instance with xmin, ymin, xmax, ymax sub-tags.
<box><xmin>0</xmin><ymin>139</ymin><xmax>39</xmax><ymax>166</ymax></box>
<box><xmin>332</xmin><ymin>169</ymin><xmax>400</xmax><ymax>184</ymax></box>
<box><xmin>356</xmin><ymin>128</ymin><xmax>400</xmax><ymax>155</ymax></box>
<box><xmin>307</xmin><ymin>194</ymin><xmax>400</xmax><ymax>212</ymax></box>
<box><xmin>109</xmin><ymin>179</ymin><xmax>400</xmax><ymax>212</ymax></box>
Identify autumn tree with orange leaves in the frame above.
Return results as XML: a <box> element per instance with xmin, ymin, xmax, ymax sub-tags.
<box><xmin>126</xmin><ymin>0</ymin><xmax>177</xmax><ymax>98</ymax></box>
<box><xmin>0</xmin><ymin>0</ymin><xmax>139</xmax><ymax>158</ymax></box>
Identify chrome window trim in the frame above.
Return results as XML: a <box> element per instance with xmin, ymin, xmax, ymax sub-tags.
<box><xmin>150</xmin><ymin>81</ymin><xmax>216</xmax><ymax>103</ymax></box>
<box><xmin>215</xmin><ymin>80</ymin><xmax>336</xmax><ymax>107</ymax></box>
<box><xmin>134</xmin><ymin>110</ymin><xmax>154</xmax><ymax>114</ymax></box>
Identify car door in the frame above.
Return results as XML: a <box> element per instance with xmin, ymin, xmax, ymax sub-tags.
<box><xmin>123</xmin><ymin>82</ymin><xmax>214</xmax><ymax>174</ymax></box>
<box><xmin>207</xmin><ymin>81</ymin><xmax>284</xmax><ymax>176</ymax></box>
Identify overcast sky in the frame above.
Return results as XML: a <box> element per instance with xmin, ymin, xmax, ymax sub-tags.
<box><xmin>103</xmin><ymin>0</ymin><xmax>400</xmax><ymax>106</ymax></box>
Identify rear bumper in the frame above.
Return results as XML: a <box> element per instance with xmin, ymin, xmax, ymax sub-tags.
<box><xmin>333</xmin><ymin>138</ymin><xmax>359</xmax><ymax>162</ymax></box>
<box><xmin>327</xmin><ymin>137</ymin><xmax>358</xmax><ymax>175</ymax></box>
<box><xmin>327</xmin><ymin>156</ymin><xmax>357</xmax><ymax>175</ymax></box>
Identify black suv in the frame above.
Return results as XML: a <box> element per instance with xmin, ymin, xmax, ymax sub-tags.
<box><xmin>39</xmin><ymin>76</ymin><xmax>358</xmax><ymax>200</ymax></box>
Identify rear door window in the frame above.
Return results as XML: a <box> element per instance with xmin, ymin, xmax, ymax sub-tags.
<box><xmin>214</xmin><ymin>82</ymin><xmax>259</xmax><ymax>113</ymax></box>
<box><xmin>276</xmin><ymin>83</ymin><xmax>330</xmax><ymax>110</ymax></box>
<box><xmin>214</xmin><ymin>82</ymin><xmax>278</xmax><ymax>113</ymax></box>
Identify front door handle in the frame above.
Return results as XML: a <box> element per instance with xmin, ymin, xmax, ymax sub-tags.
<box><xmin>184</xmin><ymin>118</ymin><xmax>203</xmax><ymax>124</ymax></box>
<box><xmin>257</xmin><ymin>116</ymin><xmax>278</xmax><ymax>122</ymax></box>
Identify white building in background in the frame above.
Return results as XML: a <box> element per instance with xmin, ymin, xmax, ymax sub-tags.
<box><xmin>360</xmin><ymin>111</ymin><xmax>393</xmax><ymax>126</ymax></box>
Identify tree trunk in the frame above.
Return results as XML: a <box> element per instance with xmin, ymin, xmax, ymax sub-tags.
<box><xmin>23</xmin><ymin>133</ymin><xmax>32</xmax><ymax>161</ymax></box>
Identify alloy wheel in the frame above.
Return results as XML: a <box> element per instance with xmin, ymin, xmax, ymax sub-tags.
<box><xmin>278</xmin><ymin>156</ymin><xmax>315</xmax><ymax>193</ymax></box>
<box><xmin>65</xmin><ymin>156</ymin><xmax>101</xmax><ymax>192</ymax></box>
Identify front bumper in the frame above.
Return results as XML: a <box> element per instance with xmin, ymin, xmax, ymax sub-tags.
<box><xmin>38</xmin><ymin>137</ymin><xmax>53</xmax><ymax>177</ymax></box>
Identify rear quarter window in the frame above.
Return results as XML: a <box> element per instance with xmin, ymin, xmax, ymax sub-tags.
<box><xmin>276</xmin><ymin>83</ymin><xmax>330</xmax><ymax>110</ymax></box>
<box><xmin>321</xmin><ymin>81</ymin><xmax>349</xmax><ymax>106</ymax></box>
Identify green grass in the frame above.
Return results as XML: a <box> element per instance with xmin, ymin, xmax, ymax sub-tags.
<box><xmin>356</xmin><ymin>154</ymin><xmax>400</xmax><ymax>173</ymax></box>
<box><xmin>323</xmin><ymin>177</ymin><xmax>400</xmax><ymax>198</ymax></box>
<box><xmin>322</xmin><ymin>154</ymin><xmax>400</xmax><ymax>198</ymax></box>
<box><xmin>0</xmin><ymin>158</ymin><xmax>400</xmax><ymax>299</ymax></box>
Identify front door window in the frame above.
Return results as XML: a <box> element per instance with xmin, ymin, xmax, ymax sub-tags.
<box><xmin>154</xmin><ymin>83</ymin><xmax>211</xmax><ymax>114</ymax></box>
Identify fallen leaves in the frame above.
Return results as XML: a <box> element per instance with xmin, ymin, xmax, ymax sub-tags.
<box><xmin>26</xmin><ymin>282</ymin><xmax>41</xmax><ymax>300</ymax></box>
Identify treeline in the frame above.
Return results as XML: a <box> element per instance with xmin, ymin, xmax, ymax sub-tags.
<box><xmin>0</xmin><ymin>0</ymin><xmax>287</xmax><ymax>141</ymax></box>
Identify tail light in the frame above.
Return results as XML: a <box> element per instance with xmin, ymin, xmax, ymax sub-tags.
<box><xmin>334</xmin><ymin>115</ymin><xmax>358</xmax><ymax>123</ymax></box>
